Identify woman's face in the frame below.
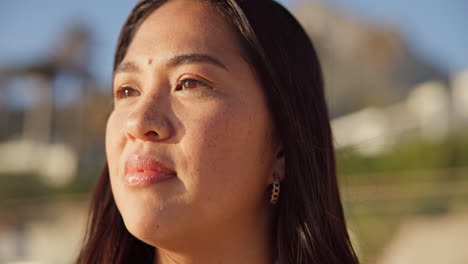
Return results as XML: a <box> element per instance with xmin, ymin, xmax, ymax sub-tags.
<box><xmin>106</xmin><ymin>0</ymin><xmax>280</xmax><ymax>246</ymax></box>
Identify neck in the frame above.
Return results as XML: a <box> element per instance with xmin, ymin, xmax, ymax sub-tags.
<box><xmin>154</xmin><ymin>206</ymin><xmax>275</xmax><ymax>264</ymax></box>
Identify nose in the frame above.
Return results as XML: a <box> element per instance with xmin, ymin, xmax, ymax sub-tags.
<box><xmin>125</xmin><ymin>97</ymin><xmax>172</xmax><ymax>142</ymax></box>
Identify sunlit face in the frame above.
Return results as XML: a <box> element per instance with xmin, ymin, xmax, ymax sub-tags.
<box><xmin>106</xmin><ymin>0</ymin><xmax>280</xmax><ymax>247</ymax></box>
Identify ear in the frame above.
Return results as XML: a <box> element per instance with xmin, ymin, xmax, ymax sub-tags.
<box><xmin>269</xmin><ymin>144</ymin><xmax>285</xmax><ymax>184</ymax></box>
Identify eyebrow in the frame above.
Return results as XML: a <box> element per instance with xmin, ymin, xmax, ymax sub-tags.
<box><xmin>115</xmin><ymin>53</ymin><xmax>229</xmax><ymax>74</ymax></box>
<box><xmin>115</xmin><ymin>61</ymin><xmax>139</xmax><ymax>74</ymax></box>
<box><xmin>168</xmin><ymin>54</ymin><xmax>229</xmax><ymax>71</ymax></box>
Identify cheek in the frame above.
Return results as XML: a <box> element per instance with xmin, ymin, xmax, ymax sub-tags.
<box><xmin>105</xmin><ymin>111</ymin><xmax>125</xmax><ymax>180</ymax></box>
<box><xmin>180</xmin><ymin>97</ymin><xmax>273</xmax><ymax>212</ymax></box>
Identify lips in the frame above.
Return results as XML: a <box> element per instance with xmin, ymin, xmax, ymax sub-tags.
<box><xmin>124</xmin><ymin>154</ymin><xmax>176</xmax><ymax>187</ymax></box>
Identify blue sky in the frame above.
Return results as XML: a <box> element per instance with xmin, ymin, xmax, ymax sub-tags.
<box><xmin>1</xmin><ymin>0</ymin><xmax>467</xmax><ymax>87</ymax></box>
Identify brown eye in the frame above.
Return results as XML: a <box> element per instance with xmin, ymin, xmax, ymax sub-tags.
<box><xmin>115</xmin><ymin>86</ymin><xmax>140</xmax><ymax>99</ymax></box>
<box><xmin>177</xmin><ymin>78</ymin><xmax>208</xmax><ymax>90</ymax></box>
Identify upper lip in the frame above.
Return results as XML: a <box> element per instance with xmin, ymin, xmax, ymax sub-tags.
<box><xmin>125</xmin><ymin>153</ymin><xmax>176</xmax><ymax>174</ymax></box>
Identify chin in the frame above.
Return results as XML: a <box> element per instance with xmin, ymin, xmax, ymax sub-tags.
<box><xmin>117</xmin><ymin>193</ymin><xmax>191</xmax><ymax>247</ymax></box>
<box><xmin>124</xmin><ymin>216</ymin><xmax>162</xmax><ymax>246</ymax></box>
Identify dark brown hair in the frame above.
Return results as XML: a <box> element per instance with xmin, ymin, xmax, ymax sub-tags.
<box><xmin>77</xmin><ymin>1</ymin><xmax>359</xmax><ymax>263</ymax></box>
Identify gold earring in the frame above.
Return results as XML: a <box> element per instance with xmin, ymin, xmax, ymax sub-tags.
<box><xmin>270</xmin><ymin>172</ymin><xmax>280</xmax><ymax>205</ymax></box>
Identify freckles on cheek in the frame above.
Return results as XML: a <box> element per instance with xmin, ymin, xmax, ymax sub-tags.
<box><xmin>182</xmin><ymin>104</ymin><xmax>233</xmax><ymax>171</ymax></box>
<box><xmin>193</xmin><ymin>105</ymin><xmax>252</xmax><ymax>173</ymax></box>
<box><xmin>199</xmin><ymin>107</ymin><xmax>236</xmax><ymax>148</ymax></box>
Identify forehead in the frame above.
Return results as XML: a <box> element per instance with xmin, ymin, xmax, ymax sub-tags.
<box><xmin>124</xmin><ymin>0</ymin><xmax>242</xmax><ymax>63</ymax></box>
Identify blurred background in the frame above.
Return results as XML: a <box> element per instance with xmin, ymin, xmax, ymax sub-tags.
<box><xmin>1</xmin><ymin>0</ymin><xmax>467</xmax><ymax>263</ymax></box>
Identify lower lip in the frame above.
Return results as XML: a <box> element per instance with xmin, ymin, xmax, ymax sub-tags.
<box><xmin>124</xmin><ymin>170</ymin><xmax>176</xmax><ymax>187</ymax></box>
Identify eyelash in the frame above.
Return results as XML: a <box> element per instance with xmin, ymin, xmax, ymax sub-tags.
<box><xmin>114</xmin><ymin>78</ymin><xmax>211</xmax><ymax>100</ymax></box>
<box><xmin>114</xmin><ymin>86</ymin><xmax>140</xmax><ymax>99</ymax></box>
<box><xmin>176</xmin><ymin>78</ymin><xmax>211</xmax><ymax>91</ymax></box>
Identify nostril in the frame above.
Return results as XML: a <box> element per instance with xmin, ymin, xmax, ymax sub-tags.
<box><xmin>144</xmin><ymin>131</ymin><xmax>158</xmax><ymax>137</ymax></box>
<box><xmin>143</xmin><ymin>131</ymin><xmax>160</xmax><ymax>140</ymax></box>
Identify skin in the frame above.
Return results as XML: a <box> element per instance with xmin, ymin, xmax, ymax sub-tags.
<box><xmin>106</xmin><ymin>0</ymin><xmax>285</xmax><ymax>263</ymax></box>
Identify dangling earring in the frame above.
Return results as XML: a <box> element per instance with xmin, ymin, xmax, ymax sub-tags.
<box><xmin>270</xmin><ymin>172</ymin><xmax>280</xmax><ymax>205</ymax></box>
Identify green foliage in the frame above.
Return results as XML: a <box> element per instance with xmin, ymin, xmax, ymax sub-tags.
<box><xmin>0</xmin><ymin>165</ymin><xmax>100</xmax><ymax>204</ymax></box>
<box><xmin>337</xmin><ymin>133</ymin><xmax>468</xmax><ymax>263</ymax></box>
<box><xmin>337</xmin><ymin>134</ymin><xmax>468</xmax><ymax>184</ymax></box>
<box><xmin>0</xmin><ymin>173</ymin><xmax>49</xmax><ymax>203</ymax></box>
